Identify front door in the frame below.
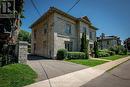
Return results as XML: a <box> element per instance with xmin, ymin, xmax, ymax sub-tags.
<box><xmin>65</xmin><ymin>41</ymin><xmax>73</xmax><ymax>51</ymax></box>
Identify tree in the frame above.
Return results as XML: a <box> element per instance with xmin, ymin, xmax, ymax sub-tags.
<box><xmin>18</xmin><ymin>29</ymin><xmax>31</xmax><ymax>43</ymax></box>
<box><xmin>80</xmin><ymin>32</ymin><xmax>89</xmax><ymax>59</ymax></box>
<box><xmin>94</xmin><ymin>41</ymin><xmax>99</xmax><ymax>58</ymax></box>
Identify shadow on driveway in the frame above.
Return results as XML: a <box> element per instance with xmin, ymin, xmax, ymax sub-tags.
<box><xmin>27</xmin><ymin>54</ymin><xmax>51</xmax><ymax>60</ymax></box>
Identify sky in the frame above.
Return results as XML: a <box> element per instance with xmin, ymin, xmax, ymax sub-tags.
<box><xmin>21</xmin><ymin>0</ymin><xmax>130</xmax><ymax>41</ymax></box>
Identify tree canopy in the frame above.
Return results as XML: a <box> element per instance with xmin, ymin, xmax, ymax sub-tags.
<box><xmin>18</xmin><ymin>29</ymin><xmax>31</xmax><ymax>43</ymax></box>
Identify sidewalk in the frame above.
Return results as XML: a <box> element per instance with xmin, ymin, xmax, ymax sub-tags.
<box><xmin>25</xmin><ymin>56</ymin><xmax>130</xmax><ymax>87</ymax></box>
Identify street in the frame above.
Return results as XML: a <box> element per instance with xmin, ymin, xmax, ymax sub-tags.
<box><xmin>81</xmin><ymin>60</ymin><xmax>130</xmax><ymax>87</ymax></box>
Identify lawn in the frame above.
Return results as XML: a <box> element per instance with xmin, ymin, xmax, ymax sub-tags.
<box><xmin>66</xmin><ymin>59</ymin><xmax>108</xmax><ymax>67</ymax></box>
<box><xmin>0</xmin><ymin>64</ymin><xmax>37</xmax><ymax>87</ymax></box>
<box><xmin>101</xmin><ymin>55</ymin><xmax>128</xmax><ymax>60</ymax></box>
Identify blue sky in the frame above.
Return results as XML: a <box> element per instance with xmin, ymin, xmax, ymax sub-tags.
<box><xmin>21</xmin><ymin>0</ymin><xmax>130</xmax><ymax>41</ymax></box>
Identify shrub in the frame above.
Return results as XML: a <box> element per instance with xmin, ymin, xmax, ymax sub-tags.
<box><xmin>109</xmin><ymin>45</ymin><xmax>127</xmax><ymax>55</ymax></box>
<box><xmin>107</xmin><ymin>51</ymin><xmax>115</xmax><ymax>56</ymax></box>
<box><xmin>99</xmin><ymin>49</ymin><xmax>115</xmax><ymax>56</ymax></box>
<box><xmin>98</xmin><ymin>49</ymin><xmax>111</xmax><ymax>57</ymax></box>
<box><xmin>109</xmin><ymin>46</ymin><xmax>119</xmax><ymax>54</ymax></box>
<box><xmin>57</xmin><ymin>49</ymin><xmax>67</xmax><ymax>60</ymax></box>
<box><xmin>119</xmin><ymin>48</ymin><xmax>128</xmax><ymax>55</ymax></box>
<box><xmin>67</xmin><ymin>52</ymin><xmax>86</xmax><ymax>60</ymax></box>
<box><xmin>98</xmin><ymin>51</ymin><xmax>110</xmax><ymax>57</ymax></box>
<box><xmin>123</xmin><ymin>48</ymin><xmax>128</xmax><ymax>55</ymax></box>
<box><xmin>28</xmin><ymin>48</ymin><xmax>31</xmax><ymax>53</ymax></box>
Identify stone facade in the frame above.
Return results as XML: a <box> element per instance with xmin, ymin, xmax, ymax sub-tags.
<box><xmin>30</xmin><ymin>7</ymin><xmax>97</xmax><ymax>59</ymax></box>
<box><xmin>18</xmin><ymin>41</ymin><xmax>28</xmax><ymax>64</ymax></box>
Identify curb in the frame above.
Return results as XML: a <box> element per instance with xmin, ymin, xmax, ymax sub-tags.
<box><xmin>25</xmin><ymin>56</ymin><xmax>130</xmax><ymax>87</ymax></box>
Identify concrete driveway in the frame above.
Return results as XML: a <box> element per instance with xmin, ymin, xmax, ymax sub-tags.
<box><xmin>27</xmin><ymin>55</ymin><xmax>88</xmax><ymax>81</ymax></box>
<box><xmin>81</xmin><ymin>60</ymin><xmax>130</xmax><ymax>87</ymax></box>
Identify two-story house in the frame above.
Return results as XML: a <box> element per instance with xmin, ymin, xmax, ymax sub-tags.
<box><xmin>97</xmin><ymin>33</ymin><xmax>121</xmax><ymax>50</ymax></box>
<box><xmin>30</xmin><ymin>7</ymin><xmax>97</xmax><ymax>59</ymax></box>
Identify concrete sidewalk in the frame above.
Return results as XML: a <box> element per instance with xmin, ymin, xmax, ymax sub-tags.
<box><xmin>25</xmin><ymin>56</ymin><xmax>130</xmax><ymax>87</ymax></box>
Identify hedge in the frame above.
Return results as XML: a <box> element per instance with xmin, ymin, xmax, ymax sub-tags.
<box><xmin>56</xmin><ymin>49</ymin><xmax>67</xmax><ymax>60</ymax></box>
<box><xmin>67</xmin><ymin>52</ymin><xmax>86</xmax><ymax>60</ymax></box>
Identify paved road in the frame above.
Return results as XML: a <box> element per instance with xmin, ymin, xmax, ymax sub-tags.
<box><xmin>81</xmin><ymin>60</ymin><xmax>130</xmax><ymax>87</ymax></box>
<box><xmin>27</xmin><ymin>55</ymin><xmax>88</xmax><ymax>81</ymax></box>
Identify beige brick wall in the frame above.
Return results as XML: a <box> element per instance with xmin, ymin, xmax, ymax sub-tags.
<box><xmin>53</xmin><ymin>13</ymin><xmax>78</xmax><ymax>58</ymax></box>
<box><xmin>31</xmin><ymin>12</ymin><xmax>96</xmax><ymax>58</ymax></box>
<box><xmin>31</xmin><ymin>14</ymin><xmax>54</xmax><ymax>58</ymax></box>
<box><xmin>78</xmin><ymin>21</ymin><xmax>96</xmax><ymax>51</ymax></box>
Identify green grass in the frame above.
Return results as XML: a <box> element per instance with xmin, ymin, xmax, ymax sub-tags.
<box><xmin>128</xmin><ymin>52</ymin><xmax>130</xmax><ymax>55</ymax></box>
<box><xmin>66</xmin><ymin>59</ymin><xmax>108</xmax><ymax>67</ymax></box>
<box><xmin>0</xmin><ymin>64</ymin><xmax>37</xmax><ymax>87</ymax></box>
<box><xmin>101</xmin><ymin>55</ymin><xmax>128</xmax><ymax>60</ymax></box>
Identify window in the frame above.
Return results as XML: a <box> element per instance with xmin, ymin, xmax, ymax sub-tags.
<box><xmin>65</xmin><ymin>24</ymin><xmax>71</xmax><ymax>34</ymax></box>
<box><xmin>83</xmin><ymin>27</ymin><xmax>86</xmax><ymax>33</ymax></box>
<box><xmin>44</xmin><ymin>23</ymin><xmax>48</xmax><ymax>34</ymax></box>
<box><xmin>65</xmin><ymin>41</ymin><xmax>73</xmax><ymax>51</ymax></box>
<box><xmin>43</xmin><ymin>41</ymin><xmax>46</xmax><ymax>48</ymax></box>
<box><xmin>89</xmin><ymin>31</ymin><xmax>92</xmax><ymax>39</ymax></box>
<box><xmin>34</xmin><ymin>30</ymin><xmax>36</xmax><ymax>39</ymax></box>
<box><xmin>107</xmin><ymin>41</ymin><xmax>110</xmax><ymax>45</ymax></box>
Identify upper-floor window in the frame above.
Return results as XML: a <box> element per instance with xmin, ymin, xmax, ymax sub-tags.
<box><xmin>34</xmin><ymin>29</ymin><xmax>36</xmax><ymax>39</ymax></box>
<box><xmin>89</xmin><ymin>31</ymin><xmax>92</xmax><ymax>39</ymax></box>
<box><xmin>83</xmin><ymin>27</ymin><xmax>87</xmax><ymax>33</ymax></box>
<box><xmin>65</xmin><ymin>24</ymin><xmax>71</xmax><ymax>34</ymax></box>
<box><xmin>107</xmin><ymin>41</ymin><xmax>110</xmax><ymax>45</ymax></box>
<box><xmin>44</xmin><ymin>23</ymin><xmax>48</xmax><ymax>34</ymax></box>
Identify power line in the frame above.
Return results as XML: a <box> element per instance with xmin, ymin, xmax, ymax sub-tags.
<box><xmin>30</xmin><ymin>1</ymin><xmax>52</xmax><ymax>87</ymax></box>
<box><xmin>67</xmin><ymin>0</ymin><xmax>81</xmax><ymax>13</ymax></box>
<box><xmin>30</xmin><ymin>0</ymin><xmax>41</xmax><ymax>16</ymax></box>
<box><xmin>53</xmin><ymin>0</ymin><xmax>81</xmax><ymax>25</ymax></box>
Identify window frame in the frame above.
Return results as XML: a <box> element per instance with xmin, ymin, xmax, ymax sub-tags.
<box><xmin>65</xmin><ymin>23</ymin><xmax>71</xmax><ymax>34</ymax></box>
<box><xmin>89</xmin><ymin>31</ymin><xmax>93</xmax><ymax>39</ymax></box>
<box><xmin>65</xmin><ymin>41</ymin><xmax>73</xmax><ymax>51</ymax></box>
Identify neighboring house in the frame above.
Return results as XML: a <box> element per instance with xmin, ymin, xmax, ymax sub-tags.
<box><xmin>97</xmin><ymin>33</ymin><xmax>121</xmax><ymax>50</ymax></box>
<box><xmin>30</xmin><ymin>7</ymin><xmax>97</xmax><ymax>59</ymax></box>
<box><xmin>124</xmin><ymin>38</ymin><xmax>130</xmax><ymax>51</ymax></box>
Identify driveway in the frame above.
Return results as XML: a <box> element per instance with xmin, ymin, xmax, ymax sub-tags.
<box><xmin>81</xmin><ymin>60</ymin><xmax>130</xmax><ymax>87</ymax></box>
<box><xmin>27</xmin><ymin>55</ymin><xmax>88</xmax><ymax>81</ymax></box>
